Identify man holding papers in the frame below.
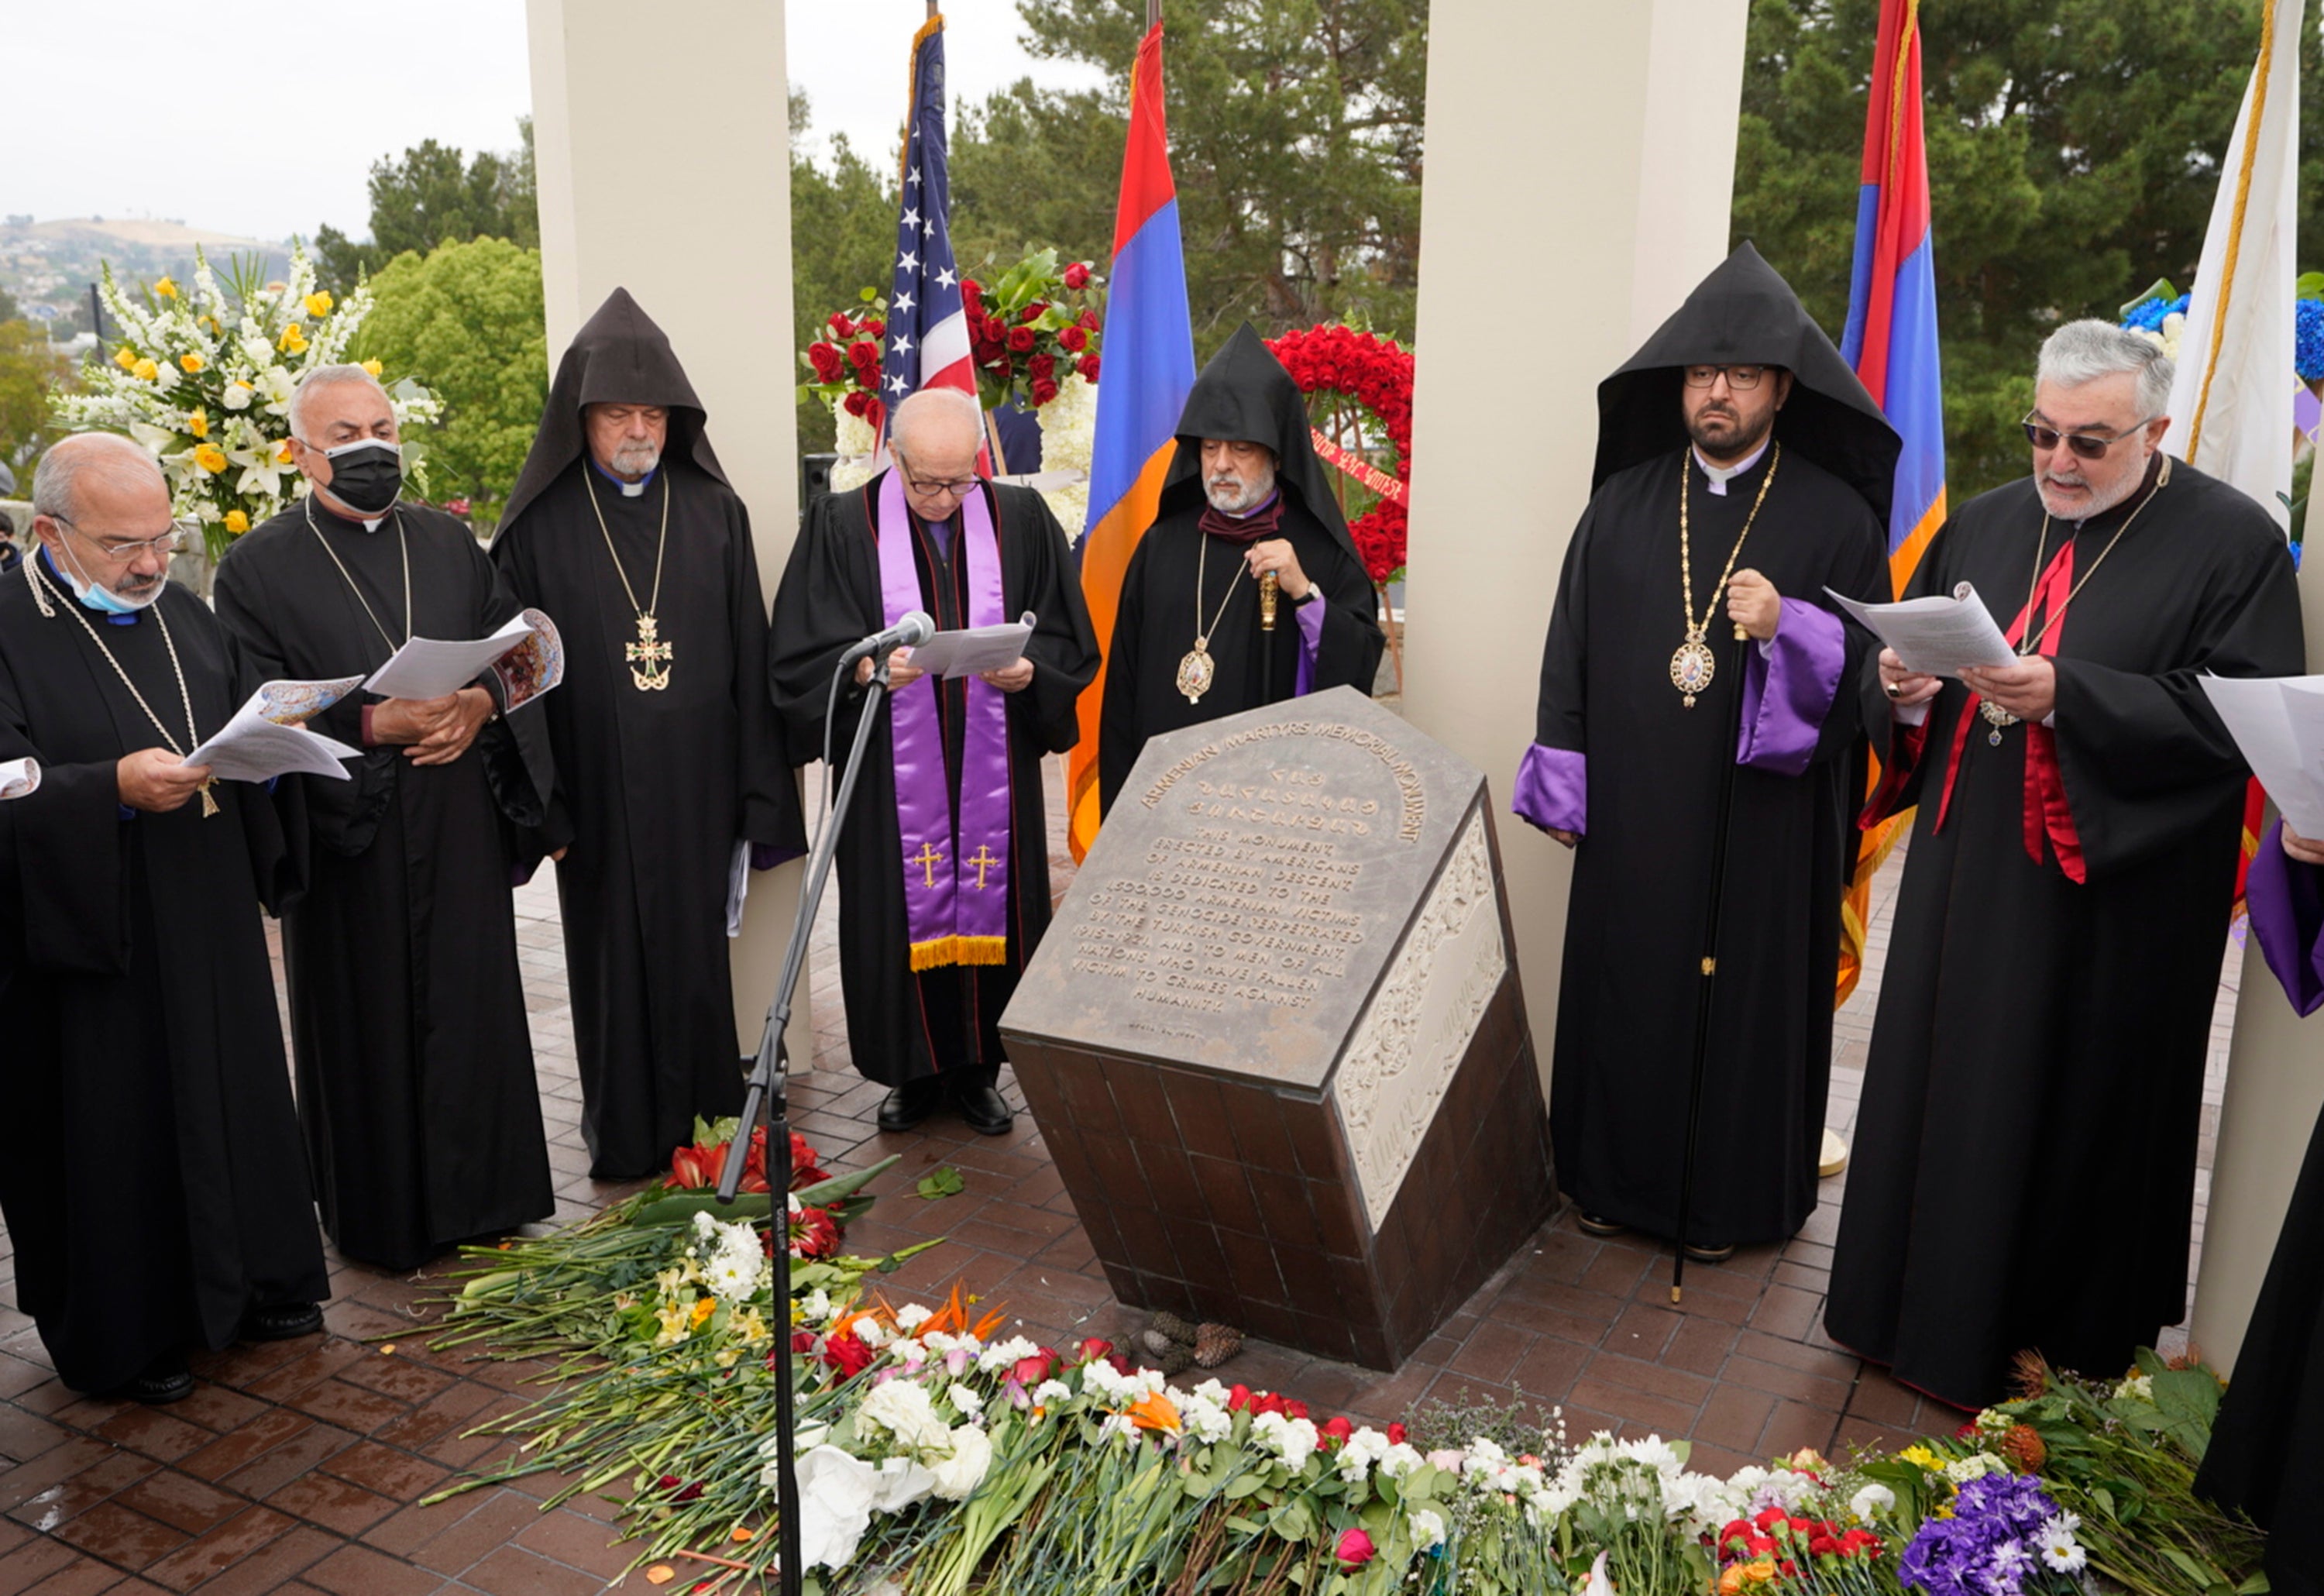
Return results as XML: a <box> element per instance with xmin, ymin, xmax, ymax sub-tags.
<box><xmin>494</xmin><ymin>291</ymin><xmax>805</xmax><ymax>1179</ymax></box>
<box><xmin>0</xmin><ymin>434</ymin><xmax>326</xmax><ymax>1402</ymax></box>
<box><xmin>1827</xmin><ymin>321</ymin><xmax>2307</xmax><ymax>1408</ymax></box>
<box><xmin>771</xmin><ymin>387</ymin><xmax>1096</xmax><ymax>1134</ymax></box>
<box><xmin>215</xmin><ymin>365</ymin><xmax>554</xmax><ymax>1271</ymax></box>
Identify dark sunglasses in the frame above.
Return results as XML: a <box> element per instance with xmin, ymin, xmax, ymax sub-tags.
<box><xmin>2021</xmin><ymin>409</ymin><xmax>2160</xmax><ymax>461</ymax></box>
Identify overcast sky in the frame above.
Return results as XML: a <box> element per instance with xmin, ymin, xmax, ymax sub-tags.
<box><xmin>9</xmin><ymin>0</ymin><xmax>1104</xmax><ymax>244</ymax></box>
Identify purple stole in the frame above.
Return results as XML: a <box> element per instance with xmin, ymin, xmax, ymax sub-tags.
<box><xmin>876</xmin><ymin>471</ymin><xmax>1013</xmax><ymax>972</ymax></box>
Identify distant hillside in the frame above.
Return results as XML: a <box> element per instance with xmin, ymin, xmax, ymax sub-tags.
<box><xmin>1</xmin><ymin>215</ymin><xmax>290</xmax><ymax>337</ymax></box>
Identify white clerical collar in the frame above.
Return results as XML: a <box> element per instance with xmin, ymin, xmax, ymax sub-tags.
<box><xmin>1693</xmin><ymin>437</ymin><xmax>1771</xmax><ymax>497</ymax></box>
<box><xmin>360</xmin><ymin>515</ymin><xmax>384</xmax><ymax>533</ymax></box>
<box><xmin>592</xmin><ymin>458</ymin><xmax>655</xmax><ymax>498</ymax></box>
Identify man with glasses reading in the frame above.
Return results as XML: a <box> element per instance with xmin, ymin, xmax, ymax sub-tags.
<box><xmin>1827</xmin><ymin>319</ymin><xmax>2307</xmax><ymax>1409</ymax></box>
<box><xmin>1516</xmin><ymin>243</ymin><xmax>1895</xmax><ymax>1265</ymax></box>
<box><xmin>771</xmin><ymin>387</ymin><xmax>1097</xmax><ymax>1133</ymax></box>
<box><xmin>0</xmin><ymin>433</ymin><xmax>327</xmax><ymax>1402</ymax></box>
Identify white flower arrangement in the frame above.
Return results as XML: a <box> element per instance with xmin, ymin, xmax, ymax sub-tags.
<box><xmin>52</xmin><ymin>245</ymin><xmax>442</xmax><ymax>561</ymax></box>
<box><xmin>820</xmin><ymin>370</ymin><xmax>1097</xmax><ymax>540</ymax></box>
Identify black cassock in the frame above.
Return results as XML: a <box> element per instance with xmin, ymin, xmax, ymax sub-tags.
<box><xmin>494</xmin><ymin>463</ymin><xmax>803</xmax><ymax>1176</ymax></box>
<box><xmin>0</xmin><ymin>562</ymin><xmax>327</xmax><ymax>1392</ymax></box>
<box><xmin>1825</xmin><ymin>457</ymin><xmax>2306</xmax><ymax>1409</ymax></box>
<box><xmin>1518</xmin><ymin>447</ymin><xmax>1886</xmax><ymax>1243</ymax></box>
<box><xmin>215</xmin><ymin>502</ymin><xmax>555</xmax><ymax>1271</ymax></box>
<box><xmin>770</xmin><ymin>476</ymin><xmax>1097</xmax><ymax>1085</ymax></box>
<box><xmin>2195</xmin><ymin>827</ymin><xmax>2324</xmax><ymax>1596</ymax></box>
<box><xmin>1097</xmin><ymin>500</ymin><xmax>1382</xmax><ymax>811</ymax></box>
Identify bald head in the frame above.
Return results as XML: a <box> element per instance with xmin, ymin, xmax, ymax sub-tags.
<box><xmin>33</xmin><ymin>432</ymin><xmax>167</xmax><ymax>525</ymax></box>
<box><xmin>32</xmin><ymin>433</ymin><xmax>177</xmax><ymax>606</ymax></box>
<box><xmin>889</xmin><ymin>387</ymin><xmax>986</xmax><ymax>523</ymax></box>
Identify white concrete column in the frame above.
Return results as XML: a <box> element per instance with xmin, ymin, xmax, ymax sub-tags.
<box><xmin>2192</xmin><ymin>549</ymin><xmax>2324</xmax><ymax>1371</ymax></box>
<box><xmin>526</xmin><ymin>0</ymin><xmax>810</xmax><ymax>1056</ymax></box>
<box><xmin>1401</xmin><ymin>0</ymin><xmax>1750</xmax><ymax>1096</ymax></box>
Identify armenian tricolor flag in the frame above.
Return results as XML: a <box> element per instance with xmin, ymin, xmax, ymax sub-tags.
<box><xmin>1835</xmin><ymin>0</ymin><xmax>1946</xmax><ymax>1006</ymax></box>
<box><xmin>1064</xmin><ymin>19</ymin><xmax>1196</xmax><ymax>863</ymax></box>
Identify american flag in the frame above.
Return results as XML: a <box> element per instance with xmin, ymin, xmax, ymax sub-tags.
<box><xmin>880</xmin><ymin>17</ymin><xmax>975</xmax><ymax>412</ymax></box>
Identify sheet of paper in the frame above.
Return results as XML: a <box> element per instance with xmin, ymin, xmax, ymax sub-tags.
<box><xmin>903</xmin><ymin>614</ymin><xmax>1037</xmax><ymax>680</ymax></box>
<box><xmin>2199</xmin><ymin>674</ymin><xmax>2324</xmax><ymax>838</ymax></box>
<box><xmin>726</xmin><ymin>840</ymin><xmax>750</xmax><ymax>939</ymax></box>
<box><xmin>0</xmin><ymin>757</ymin><xmax>38</xmax><ymax>800</ymax></box>
<box><xmin>364</xmin><ymin>613</ymin><xmax>535</xmax><ymax>700</ymax></box>
<box><xmin>186</xmin><ymin>676</ymin><xmax>366</xmax><ymax>784</ymax></box>
<box><xmin>1825</xmin><ymin>583</ymin><xmax>2018</xmax><ymax>678</ymax></box>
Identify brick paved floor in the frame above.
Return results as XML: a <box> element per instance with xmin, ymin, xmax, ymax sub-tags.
<box><xmin>0</xmin><ymin>759</ymin><xmax>2241</xmax><ymax>1592</ymax></box>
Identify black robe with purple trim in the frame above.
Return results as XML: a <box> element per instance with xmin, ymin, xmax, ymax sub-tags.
<box><xmin>0</xmin><ymin>565</ymin><xmax>328</xmax><ymax>1392</ymax></box>
<box><xmin>1515</xmin><ymin>445</ymin><xmax>1887</xmax><ymax>1246</ymax></box>
<box><xmin>769</xmin><ymin>474</ymin><xmax>1097</xmax><ymax>1085</ymax></box>
<box><xmin>1824</xmin><ymin>459</ymin><xmax>2305</xmax><ymax>1409</ymax></box>
<box><xmin>215</xmin><ymin>502</ymin><xmax>555</xmax><ymax>1271</ymax></box>
<box><xmin>2197</xmin><ymin>826</ymin><xmax>2324</xmax><ymax>1594</ymax></box>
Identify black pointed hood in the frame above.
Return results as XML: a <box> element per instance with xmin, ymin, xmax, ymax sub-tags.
<box><xmin>497</xmin><ymin>287</ymin><xmax>727</xmax><ymax>535</ymax></box>
<box><xmin>1160</xmin><ymin>325</ymin><xmax>1363</xmax><ymax>567</ymax></box>
<box><xmin>1594</xmin><ymin>242</ymin><xmax>1899</xmax><ymax>525</ymax></box>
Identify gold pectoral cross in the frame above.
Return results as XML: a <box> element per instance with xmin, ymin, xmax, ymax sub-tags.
<box><xmin>626</xmin><ymin>613</ymin><xmax>673</xmax><ymax>691</ymax></box>
<box><xmin>912</xmin><ymin>841</ymin><xmax>946</xmax><ymax>887</ymax></box>
<box><xmin>966</xmin><ymin>844</ymin><xmax>1000</xmax><ymax>889</ymax></box>
<box><xmin>199</xmin><ymin>778</ymin><xmax>219</xmax><ymax>818</ymax></box>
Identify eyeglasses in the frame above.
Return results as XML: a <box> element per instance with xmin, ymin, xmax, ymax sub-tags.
<box><xmin>899</xmin><ymin>466</ymin><xmax>982</xmax><ymax>499</ymax></box>
<box><xmin>1683</xmin><ymin>364</ymin><xmax>1768</xmax><ymax>390</ymax></box>
<box><xmin>2020</xmin><ymin>410</ymin><xmax>2161</xmax><ymax>461</ymax></box>
<box><xmin>53</xmin><ymin>514</ymin><xmax>182</xmax><ymax>560</ymax></box>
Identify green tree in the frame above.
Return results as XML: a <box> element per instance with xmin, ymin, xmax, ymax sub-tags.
<box><xmin>0</xmin><ymin>319</ymin><xmax>69</xmax><ymax>473</ymax></box>
<box><xmin>790</xmin><ymin>91</ymin><xmax>902</xmax><ymax>453</ymax></box>
<box><xmin>1734</xmin><ymin>0</ymin><xmax>2319</xmax><ymax>500</ymax></box>
<box><xmin>0</xmin><ymin>284</ymin><xmax>19</xmax><ymax>323</ymax></box>
<box><xmin>352</xmin><ymin>237</ymin><xmax>548</xmax><ymax>531</ymax></box>
<box><xmin>311</xmin><ymin>123</ymin><xmax>541</xmax><ymax>298</ymax></box>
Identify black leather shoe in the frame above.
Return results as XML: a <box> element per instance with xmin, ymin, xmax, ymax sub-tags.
<box><xmin>1683</xmin><ymin>1239</ymin><xmax>1736</xmax><ymax>1264</ymax></box>
<box><xmin>878</xmin><ymin>1078</ymin><xmax>944</xmax><ymax>1133</ymax></box>
<box><xmin>1576</xmin><ymin>1212</ymin><xmax>1628</xmax><ymax>1237</ymax></box>
<box><xmin>120</xmin><ymin>1357</ymin><xmax>193</xmax><ymax>1405</ymax></box>
<box><xmin>951</xmin><ymin>1078</ymin><xmax>1015</xmax><ymax>1136</ymax></box>
<box><xmin>242</xmin><ymin>1302</ymin><xmax>325</xmax><ymax>1342</ymax></box>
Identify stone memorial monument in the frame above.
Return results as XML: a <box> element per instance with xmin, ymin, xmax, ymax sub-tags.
<box><xmin>1000</xmin><ymin>687</ymin><xmax>1554</xmax><ymax>1370</ymax></box>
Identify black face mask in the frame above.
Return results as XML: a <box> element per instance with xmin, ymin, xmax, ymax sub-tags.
<box><xmin>322</xmin><ymin>440</ymin><xmax>404</xmax><ymax>516</ymax></box>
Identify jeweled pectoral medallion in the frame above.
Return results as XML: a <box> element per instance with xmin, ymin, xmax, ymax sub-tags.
<box><xmin>1670</xmin><ymin>632</ymin><xmax>1716</xmax><ymax>710</ymax></box>
<box><xmin>626</xmin><ymin>612</ymin><xmax>673</xmax><ymax>691</ymax></box>
<box><xmin>1979</xmin><ymin>697</ymin><xmax>2016</xmax><ymax>747</ymax></box>
<box><xmin>1177</xmin><ymin>640</ymin><xmax>1215</xmax><ymax>705</ymax></box>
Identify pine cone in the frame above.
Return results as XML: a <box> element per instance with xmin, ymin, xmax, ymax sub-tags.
<box><xmin>1153</xmin><ymin>1339</ymin><xmax>1195</xmax><ymax>1376</ymax></box>
<box><xmin>1150</xmin><ymin>1310</ymin><xmax>1198</xmax><ymax>1347</ymax></box>
<box><xmin>1139</xmin><ymin>1326</ymin><xmax>1178</xmax><ymax>1361</ymax></box>
<box><xmin>1194</xmin><ymin>1322</ymin><xmax>1243</xmax><ymax>1369</ymax></box>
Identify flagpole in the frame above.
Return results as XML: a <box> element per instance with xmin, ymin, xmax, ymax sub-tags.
<box><xmin>1149</xmin><ymin>0</ymin><xmax>1161</xmax><ymax>25</ymax></box>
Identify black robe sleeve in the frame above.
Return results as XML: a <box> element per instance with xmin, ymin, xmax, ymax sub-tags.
<box><xmin>727</xmin><ymin>497</ymin><xmax>805</xmax><ymax>851</ymax></box>
<box><xmin>769</xmin><ymin>490</ymin><xmax>885</xmax><ymax>767</ymax></box>
<box><xmin>461</xmin><ymin>534</ymin><xmax>552</xmax><ymax>833</ymax></box>
<box><xmin>1097</xmin><ymin>531</ymin><xmax>1156</xmax><ymax>813</ymax></box>
<box><xmin>1003</xmin><ymin>488</ymin><xmax>1100</xmax><ymax>753</ymax></box>
<box><xmin>1305</xmin><ymin>533</ymin><xmax>1387</xmax><ymax>696</ymax></box>
<box><xmin>1535</xmin><ymin>500</ymin><xmax>1597</xmax><ymax>756</ymax></box>
<box><xmin>0</xmin><ymin>655</ymin><xmax>130</xmax><ymax>978</ymax></box>
<box><xmin>487</xmin><ymin>514</ymin><xmax>572</xmax><ymax>863</ymax></box>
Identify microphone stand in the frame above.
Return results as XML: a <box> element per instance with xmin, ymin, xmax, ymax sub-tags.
<box><xmin>718</xmin><ymin>649</ymin><xmax>895</xmax><ymax>1596</ymax></box>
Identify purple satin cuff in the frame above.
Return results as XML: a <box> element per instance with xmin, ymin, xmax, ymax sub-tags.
<box><xmin>2250</xmin><ymin>820</ymin><xmax>2324</xmax><ymax>1016</ymax></box>
<box><xmin>1512</xmin><ymin>742</ymin><xmax>1586</xmax><ymax>834</ymax></box>
<box><xmin>1735</xmin><ymin>598</ymin><xmax>1845</xmax><ymax>776</ymax></box>
<box><xmin>751</xmin><ymin>842</ymin><xmax>803</xmax><ymax>872</ymax></box>
<box><xmin>1292</xmin><ymin>593</ymin><xmax>1326</xmax><ymax>697</ymax></box>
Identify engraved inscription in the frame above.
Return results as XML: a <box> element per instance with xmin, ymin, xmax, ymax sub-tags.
<box><xmin>1140</xmin><ymin>720</ymin><xmax>1428</xmax><ymax>843</ymax></box>
<box><xmin>1334</xmin><ymin>811</ymin><xmax>1504</xmax><ymax>1230</ymax></box>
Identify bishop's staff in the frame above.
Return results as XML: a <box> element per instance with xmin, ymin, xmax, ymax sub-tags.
<box><xmin>1670</xmin><ymin>619</ymin><xmax>1751</xmax><ymax>1304</ymax></box>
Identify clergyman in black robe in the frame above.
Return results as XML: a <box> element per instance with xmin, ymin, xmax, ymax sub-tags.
<box><xmin>1097</xmin><ymin>325</ymin><xmax>1384</xmax><ymax>813</ymax></box>
<box><xmin>215</xmin><ymin>366</ymin><xmax>555</xmax><ymax>1271</ymax></box>
<box><xmin>0</xmin><ymin>435</ymin><xmax>327</xmax><ymax>1401</ymax></box>
<box><xmin>494</xmin><ymin>289</ymin><xmax>806</xmax><ymax>1179</ymax></box>
<box><xmin>2196</xmin><ymin>820</ymin><xmax>2324</xmax><ymax>1596</ymax></box>
<box><xmin>1825</xmin><ymin>320</ymin><xmax>2307</xmax><ymax>1409</ymax></box>
<box><xmin>1514</xmin><ymin>244</ymin><xmax>1895</xmax><ymax>1256</ymax></box>
<box><xmin>771</xmin><ymin>388</ymin><xmax>1098</xmax><ymax>1133</ymax></box>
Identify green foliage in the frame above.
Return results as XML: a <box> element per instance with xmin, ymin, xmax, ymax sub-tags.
<box><xmin>311</xmin><ymin>121</ymin><xmax>540</xmax><ymax>298</ymax></box>
<box><xmin>351</xmin><ymin>238</ymin><xmax>548</xmax><ymax>531</ymax></box>
<box><xmin>916</xmin><ymin>1166</ymin><xmax>967</xmax><ymax>1201</ymax></box>
<box><xmin>0</xmin><ymin>320</ymin><xmax>70</xmax><ymax>473</ymax></box>
<box><xmin>0</xmin><ymin>284</ymin><xmax>19</xmax><ymax>323</ymax></box>
<box><xmin>790</xmin><ymin>91</ymin><xmax>902</xmax><ymax>455</ymax></box>
<box><xmin>1734</xmin><ymin>0</ymin><xmax>2324</xmax><ymax>501</ymax></box>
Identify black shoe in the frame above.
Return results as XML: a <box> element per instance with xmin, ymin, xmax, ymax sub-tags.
<box><xmin>1683</xmin><ymin>1240</ymin><xmax>1735</xmax><ymax>1264</ymax></box>
<box><xmin>950</xmin><ymin>1078</ymin><xmax>1015</xmax><ymax>1137</ymax></box>
<box><xmin>878</xmin><ymin>1078</ymin><xmax>944</xmax><ymax>1133</ymax></box>
<box><xmin>1576</xmin><ymin>1212</ymin><xmax>1628</xmax><ymax>1237</ymax></box>
<box><xmin>119</xmin><ymin>1356</ymin><xmax>193</xmax><ymax>1405</ymax></box>
<box><xmin>242</xmin><ymin>1302</ymin><xmax>325</xmax><ymax>1343</ymax></box>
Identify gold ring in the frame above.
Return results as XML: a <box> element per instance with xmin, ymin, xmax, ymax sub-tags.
<box><xmin>1884</xmin><ymin>682</ymin><xmax>1903</xmax><ymax>699</ymax></box>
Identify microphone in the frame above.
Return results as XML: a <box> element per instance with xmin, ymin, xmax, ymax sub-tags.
<box><xmin>838</xmin><ymin>611</ymin><xmax>936</xmax><ymax>667</ymax></box>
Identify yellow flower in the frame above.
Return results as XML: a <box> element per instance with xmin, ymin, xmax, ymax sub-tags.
<box><xmin>193</xmin><ymin>444</ymin><xmax>229</xmax><ymax>475</ymax></box>
<box><xmin>689</xmin><ymin>1296</ymin><xmax>717</xmax><ymax>1328</ymax></box>
<box><xmin>132</xmin><ymin>358</ymin><xmax>160</xmax><ymax>383</ymax></box>
<box><xmin>276</xmin><ymin>441</ymin><xmax>295</xmax><ymax>464</ymax></box>
<box><xmin>186</xmin><ymin>409</ymin><xmax>208</xmax><ymax>440</ymax></box>
<box><xmin>153</xmin><ymin>277</ymin><xmax>177</xmax><ymax>299</ymax></box>
<box><xmin>304</xmin><ymin>291</ymin><xmax>334</xmax><ymax>318</ymax></box>
<box><xmin>114</xmin><ymin>346</ymin><xmax>138</xmax><ymax>371</ymax></box>
<box><xmin>224</xmin><ymin>510</ymin><xmax>249</xmax><ymax>535</ymax></box>
<box><xmin>361</xmin><ymin>358</ymin><xmax>383</xmax><ymax>377</ymax></box>
<box><xmin>278</xmin><ymin>325</ymin><xmax>308</xmax><ymax>354</ymax></box>
<box><xmin>179</xmin><ymin>353</ymin><xmax>205</xmax><ymax>373</ymax></box>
